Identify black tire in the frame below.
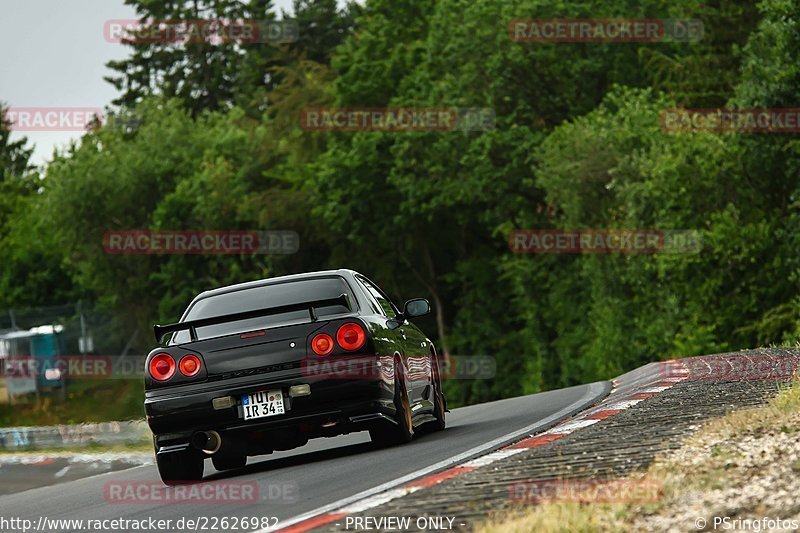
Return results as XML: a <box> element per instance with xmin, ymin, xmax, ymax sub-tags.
<box><xmin>429</xmin><ymin>354</ymin><xmax>446</xmax><ymax>431</ymax></box>
<box><xmin>156</xmin><ymin>449</ymin><xmax>204</xmax><ymax>485</ymax></box>
<box><xmin>369</xmin><ymin>364</ymin><xmax>413</xmax><ymax>447</ymax></box>
<box><xmin>212</xmin><ymin>452</ymin><xmax>247</xmax><ymax>471</ymax></box>
<box><xmin>211</xmin><ymin>437</ymin><xmax>248</xmax><ymax>471</ymax></box>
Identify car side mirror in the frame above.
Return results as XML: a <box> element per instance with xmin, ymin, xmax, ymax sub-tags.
<box><xmin>403</xmin><ymin>298</ymin><xmax>430</xmax><ymax>318</ymax></box>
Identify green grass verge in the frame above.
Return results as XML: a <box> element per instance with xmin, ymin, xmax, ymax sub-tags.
<box><xmin>476</xmin><ymin>380</ymin><xmax>800</xmax><ymax>533</ymax></box>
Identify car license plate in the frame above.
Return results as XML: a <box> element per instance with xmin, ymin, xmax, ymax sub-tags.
<box><xmin>242</xmin><ymin>389</ymin><xmax>285</xmax><ymax>420</ymax></box>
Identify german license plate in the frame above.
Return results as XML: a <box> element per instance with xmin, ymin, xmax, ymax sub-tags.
<box><xmin>242</xmin><ymin>389</ymin><xmax>285</xmax><ymax>420</ymax></box>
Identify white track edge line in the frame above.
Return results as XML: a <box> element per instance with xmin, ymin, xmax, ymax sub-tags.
<box><xmin>265</xmin><ymin>381</ymin><xmax>608</xmax><ymax>532</ymax></box>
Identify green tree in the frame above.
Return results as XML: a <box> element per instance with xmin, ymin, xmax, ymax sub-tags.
<box><xmin>105</xmin><ymin>0</ymin><xmax>276</xmax><ymax>114</ymax></box>
<box><xmin>0</xmin><ymin>104</ymin><xmax>75</xmax><ymax>308</ymax></box>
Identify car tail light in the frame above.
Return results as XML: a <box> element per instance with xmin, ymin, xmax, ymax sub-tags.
<box><xmin>336</xmin><ymin>323</ymin><xmax>366</xmax><ymax>351</ymax></box>
<box><xmin>312</xmin><ymin>333</ymin><xmax>335</xmax><ymax>356</ymax></box>
<box><xmin>179</xmin><ymin>354</ymin><xmax>202</xmax><ymax>377</ymax></box>
<box><xmin>149</xmin><ymin>353</ymin><xmax>176</xmax><ymax>381</ymax></box>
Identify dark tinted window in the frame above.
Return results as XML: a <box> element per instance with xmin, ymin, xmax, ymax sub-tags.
<box><xmin>357</xmin><ymin>277</ymin><xmax>398</xmax><ymax>317</ymax></box>
<box><xmin>172</xmin><ymin>277</ymin><xmax>353</xmax><ymax>343</ymax></box>
<box><xmin>355</xmin><ymin>278</ymin><xmax>383</xmax><ymax>315</ymax></box>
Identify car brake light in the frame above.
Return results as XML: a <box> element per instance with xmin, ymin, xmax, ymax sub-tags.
<box><xmin>312</xmin><ymin>333</ymin><xmax>334</xmax><ymax>356</ymax></box>
<box><xmin>149</xmin><ymin>353</ymin><xmax>176</xmax><ymax>381</ymax></box>
<box><xmin>336</xmin><ymin>323</ymin><xmax>366</xmax><ymax>351</ymax></box>
<box><xmin>179</xmin><ymin>354</ymin><xmax>202</xmax><ymax>377</ymax></box>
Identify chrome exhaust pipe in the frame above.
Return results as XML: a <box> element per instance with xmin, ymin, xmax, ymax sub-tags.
<box><xmin>191</xmin><ymin>430</ymin><xmax>222</xmax><ymax>454</ymax></box>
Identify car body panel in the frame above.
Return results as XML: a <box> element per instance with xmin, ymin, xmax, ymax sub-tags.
<box><xmin>144</xmin><ymin>269</ymin><xmax>438</xmax><ymax>458</ymax></box>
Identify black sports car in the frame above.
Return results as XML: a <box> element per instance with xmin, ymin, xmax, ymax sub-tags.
<box><xmin>145</xmin><ymin>269</ymin><xmax>446</xmax><ymax>483</ymax></box>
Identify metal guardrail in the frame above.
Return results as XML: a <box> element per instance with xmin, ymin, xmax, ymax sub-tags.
<box><xmin>0</xmin><ymin>420</ymin><xmax>148</xmax><ymax>450</ymax></box>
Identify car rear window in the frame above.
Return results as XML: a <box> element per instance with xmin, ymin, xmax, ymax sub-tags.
<box><xmin>171</xmin><ymin>276</ymin><xmax>354</xmax><ymax>343</ymax></box>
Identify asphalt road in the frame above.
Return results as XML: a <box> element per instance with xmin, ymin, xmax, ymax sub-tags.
<box><xmin>0</xmin><ymin>456</ymin><xmax>146</xmax><ymax>496</ymax></box>
<box><xmin>0</xmin><ymin>382</ymin><xmax>607</xmax><ymax>532</ymax></box>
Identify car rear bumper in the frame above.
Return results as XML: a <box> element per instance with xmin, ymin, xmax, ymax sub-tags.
<box><xmin>145</xmin><ymin>363</ymin><xmax>395</xmax><ymax>450</ymax></box>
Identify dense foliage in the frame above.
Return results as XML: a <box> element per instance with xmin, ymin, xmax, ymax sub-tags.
<box><xmin>2</xmin><ymin>0</ymin><xmax>798</xmax><ymax>406</ymax></box>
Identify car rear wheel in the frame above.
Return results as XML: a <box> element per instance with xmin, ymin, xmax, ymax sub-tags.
<box><xmin>155</xmin><ymin>448</ymin><xmax>204</xmax><ymax>485</ymax></box>
<box><xmin>369</xmin><ymin>366</ymin><xmax>413</xmax><ymax>447</ymax></box>
<box><xmin>429</xmin><ymin>355</ymin><xmax>446</xmax><ymax>431</ymax></box>
<box><xmin>212</xmin><ymin>452</ymin><xmax>247</xmax><ymax>471</ymax></box>
<box><xmin>211</xmin><ymin>437</ymin><xmax>248</xmax><ymax>471</ymax></box>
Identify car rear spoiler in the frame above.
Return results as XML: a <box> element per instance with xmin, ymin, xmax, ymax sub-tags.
<box><xmin>153</xmin><ymin>293</ymin><xmax>351</xmax><ymax>343</ymax></box>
